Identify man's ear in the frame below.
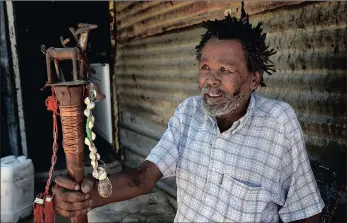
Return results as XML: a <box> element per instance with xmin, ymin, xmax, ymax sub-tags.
<box><xmin>250</xmin><ymin>71</ymin><xmax>261</xmax><ymax>90</ymax></box>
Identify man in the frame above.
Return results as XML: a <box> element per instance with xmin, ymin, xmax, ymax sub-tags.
<box><xmin>53</xmin><ymin>5</ymin><xmax>325</xmax><ymax>222</ymax></box>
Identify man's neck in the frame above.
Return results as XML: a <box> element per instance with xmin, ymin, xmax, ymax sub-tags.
<box><xmin>216</xmin><ymin>96</ymin><xmax>251</xmax><ymax>133</ymax></box>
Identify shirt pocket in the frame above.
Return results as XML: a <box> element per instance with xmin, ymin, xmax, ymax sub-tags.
<box><xmin>221</xmin><ymin>174</ymin><xmax>271</xmax><ymax>222</ymax></box>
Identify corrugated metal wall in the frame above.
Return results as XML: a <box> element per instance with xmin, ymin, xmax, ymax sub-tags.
<box><xmin>113</xmin><ymin>1</ymin><xmax>346</xmax><ymax>200</ymax></box>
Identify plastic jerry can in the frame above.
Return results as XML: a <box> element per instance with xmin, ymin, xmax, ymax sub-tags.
<box><xmin>1</xmin><ymin>155</ymin><xmax>35</xmax><ymax>222</ymax></box>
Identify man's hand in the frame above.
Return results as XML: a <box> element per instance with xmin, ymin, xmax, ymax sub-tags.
<box><xmin>53</xmin><ymin>176</ymin><xmax>95</xmax><ymax>217</ymax></box>
<box><xmin>52</xmin><ymin>161</ymin><xmax>162</xmax><ymax>217</ymax></box>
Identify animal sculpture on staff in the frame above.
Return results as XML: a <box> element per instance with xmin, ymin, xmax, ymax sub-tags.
<box><xmin>33</xmin><ymin>23</ymin><xmax>112</xmax><ymax>223</ymax></box>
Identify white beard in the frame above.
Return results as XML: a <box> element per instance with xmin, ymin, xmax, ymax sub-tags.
<box><xmin>201</xmin><ymin>87</ymin><xmax>248</xmax><ymax>117</ymax></box>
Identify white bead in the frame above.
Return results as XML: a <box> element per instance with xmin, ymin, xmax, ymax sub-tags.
<box><xmin>84</xmin><ymin>109</ymin><xmax>90</xmax><ymax>117</ymax></box>
<box><xmin>91</xmin><ymin>160</ymin><xmax>98</xmax><ymax>169</ymax></box>
<box><xmin>93</xmin><ymin>89</ymin><xmax>97</xmax><ymax>98</ymax></box>
<box><xmin>89</xmin><ymin>152</ymin><xmax>96</xmax><ymax>160</ymax></box>
<box><xmin>98</xmin><ymin>167</ymin><xmax>107</xmax><ymax>180</ymax></box>
<box><xmin>87</xmin><ymin>102</ymin><xmax>95</xmax><ymax>110</ymax></box>
<box><xmin>98</xmin><ymin>167</ymin><xmax>105</xmax><ymax>173</ymax></box>
<box><xmin>84</xmin><ymin>97</ymin><xmax>90</xmax><ymax>105</ymax></box>
<box><xmin>91</xmin><ymin>115</ymin><xmax>95</xmax><ymax>123</ymax></box>
<box><xmin>96</xmin><ymin>153</ymin><xmax>100</xmax><ymax>160</ymax></box>
<box><xmin>84</xmin><ymin>138</ymin><xmax>90</xmax><ymax>146</ymax></box>
<box><xmin>98</xmin><ymin>172</ymin><xmax>107</xmax><ymax>181</ymax></box>
<box><xmin>89</xmin><ymin>121</ymin><xmax>94</xmax><ymax>129</ymax></box>
<box><xmin>92</xmin><ymin>132</ymin><xmax>96</xmax><ymax>140</ymax></box>
<box><xmin>92</xmin><ymin>169</ymin><xmax>99</xmax><ymax>179</ymax></box>
<box><xmin>89</xmin><ymin>146</ymin><xmax>97</xmax><ymax>153</ymax></box>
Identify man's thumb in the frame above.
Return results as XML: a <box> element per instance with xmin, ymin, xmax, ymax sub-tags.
<box><xmin>81</xmin><ymin>176</ymin><xmax>95</xmax><ymax>193</ymax></box>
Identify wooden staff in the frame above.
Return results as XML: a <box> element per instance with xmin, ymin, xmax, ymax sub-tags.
<box><xmin>34</xmin><ymin>23</ymin><xmax>104</xmax><ymax>223</ymax></box>
<box><xmin>54</xmin><ymin>85</ymin><xmax>88</xmax><ymax>223</ymax></box>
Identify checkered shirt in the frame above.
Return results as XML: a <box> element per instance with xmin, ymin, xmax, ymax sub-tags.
<box><xmin>146</xmin><ymin>93</ymin><xmax>325</xmax><ymax>222</ymax></box>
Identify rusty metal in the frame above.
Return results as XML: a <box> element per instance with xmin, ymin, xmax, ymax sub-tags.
<box><xmin>60</xmin><ymin>36</ymin><xmax>71</xmax><ymax>48</ymax></box>
<box><xmin>114</xmin><ymin>1</ymin><xmax>347</xmax><ymax>219</ymax></box>
<box><xmin>75</xmin><ymin>23</ymin><xmax>98</xmax><ymax>50</ymax></box>
<box><xmin>115</xmin><ymin>1</ymin><xmax>303</xmax><ymax>41</ymax></box>
<box><xmin>42</xmin><ymin>23</ymin><xmax>97</xmax><ymax>84</ymax></box>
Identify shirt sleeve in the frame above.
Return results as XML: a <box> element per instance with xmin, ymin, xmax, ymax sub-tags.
<box><xmin>278</xmin><ymin>122</ymin><xmax>325</xmax><ymax>222</ymax></box>
<box><xmin>145</xmin><ymin>105</ymin><xmax>181</xmax><ymax>179</ymax></box>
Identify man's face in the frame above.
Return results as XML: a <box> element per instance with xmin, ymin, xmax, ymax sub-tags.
<box><xmin>198</xmin><ymin>38</ymin><xmax>260</xmax><ymax>117</ymax></box>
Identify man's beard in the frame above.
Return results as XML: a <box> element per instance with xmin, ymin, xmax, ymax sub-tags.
<box><xmin>200</xmin><ymin>86</ymin><xmax>248</xmax><ymax>117</ymax></box>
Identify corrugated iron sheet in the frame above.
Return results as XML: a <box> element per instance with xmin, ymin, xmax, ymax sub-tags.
<box><xmin>115</xmin><ymin>1</ymin><xmax>303</xmax><ymax>41</ymax></box>
<box><xmin>114</xmin><ymin>1</ymin><xmax>347</xmax><ymax>197</ymax></box>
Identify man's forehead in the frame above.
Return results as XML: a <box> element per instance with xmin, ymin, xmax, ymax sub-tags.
<box><xmin>200</xmin><ymin>39</ymin><xmax>244</xmax><ymax>65</ymax></box>
<box><xmin>204</xmin><ymin>38</ymin><xmax>243</xmax><ymax>48</ymax></box>
<box><xmin>200</xmin><ymin>57</ymin><xmax>238</xmax><ymax>67</ymax></box>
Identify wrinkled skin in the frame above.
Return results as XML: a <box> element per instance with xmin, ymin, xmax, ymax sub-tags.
<box><xmin>198</xmin><ymin>38</ymin><xmax>260</xmax><ymax>132</ymax></box>
<box><xmin>53</xmin><ymin>176</ymin><xmax>95</xmax><ymax>217</ymax></box>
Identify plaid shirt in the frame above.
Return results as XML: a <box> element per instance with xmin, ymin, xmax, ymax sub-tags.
<box><xmin>146</xmin><ymin>93</ymin><xmax>324</xmax><ymax>222</ymax></box>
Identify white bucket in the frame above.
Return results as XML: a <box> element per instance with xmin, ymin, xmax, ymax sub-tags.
<box><xmin>1</xmin><ymin>155</ymin><xmax>34</xmax><ymax>222</ymax></box>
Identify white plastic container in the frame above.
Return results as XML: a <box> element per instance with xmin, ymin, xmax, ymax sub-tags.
<box><xmin>1</xmin><ymin>155</ymin><xmax>34</xmax><ymax>222</ymax></box>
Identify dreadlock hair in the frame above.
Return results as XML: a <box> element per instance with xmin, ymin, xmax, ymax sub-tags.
<box><xmin>195</xmin><ymin>2</ymin><xmax>276</xmax><ymax>87</ymax></box>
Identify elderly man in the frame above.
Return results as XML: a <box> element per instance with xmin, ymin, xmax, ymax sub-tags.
<box><xmin>53</xmin><ymin>6</ymin><xmax>324</xmax><ymax>223</ymax></box>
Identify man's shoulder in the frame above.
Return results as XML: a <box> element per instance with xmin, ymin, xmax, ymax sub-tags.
<box><xmin>253</xmin><ymin>93</ymin><xmax>297</xmax><ymax>123</ymax></box>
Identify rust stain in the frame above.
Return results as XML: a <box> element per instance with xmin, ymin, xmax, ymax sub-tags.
<box><xmin>115</xmin><ymin>1</ymin><xmax>305</xmax><ymax>41</ymax></box>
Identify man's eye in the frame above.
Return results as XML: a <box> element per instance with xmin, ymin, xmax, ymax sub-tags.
<box><xmin>220</xmin><ymin>67</ymin><xmax>227</xmax><ymax>72</ymax></box>
<box><xmin>201</xmin><ymin>64</ymin><xmax>209</xmax><ymax>70</ymax></box>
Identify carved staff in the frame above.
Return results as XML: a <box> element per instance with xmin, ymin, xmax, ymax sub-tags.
<box><xmin>33</xmin><ymin>24</ymin><xmax>112</xmax><ymax>223</ymax></box>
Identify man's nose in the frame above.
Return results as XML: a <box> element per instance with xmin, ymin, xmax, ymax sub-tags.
<box><xmin>206</xmin><ymin>73</ymin><xmax>221</xmax><ymax>87</ymax></box>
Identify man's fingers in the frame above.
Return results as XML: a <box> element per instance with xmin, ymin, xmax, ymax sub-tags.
<box><xmin>52</xmin><ymin>185</ymin><xmax>88</xmax><ymax>202</ymax></box>
<box><xmin>81</xmin><ymin>177</ymin><xmax>95</xmax><ymax>193</ymax></box>
<box><xmin>52</xmin><ymin>184</ymin><xmax>61</xmax><ymax>196</ymax></box>
<box><xmin>55</xmin><ymin>176</ymin><xmax>80</xmax><ymax>191</ymax></box>
<box><xmin>55</xmin><ymin>200</ymin><xmax>92</xmax><ymax>211</ymax></box>
<box><xmin>56</xmin><ymin>190</ymin><xmax>90</xmax><ymax>202</ymax></box>
<box><xmin>55</xmin><ymin>206</ymin><xmax>71</xmax><ymax>217</ymax></box>
<box><xmin>55</xmin><ymin>206</ymin><xmax>91</xmax><ymax>217</ymax></box>
<box><xmin>61</xmin><ymin>191</ymin><xmax>90</xmax><ymax>202</ymax></box>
